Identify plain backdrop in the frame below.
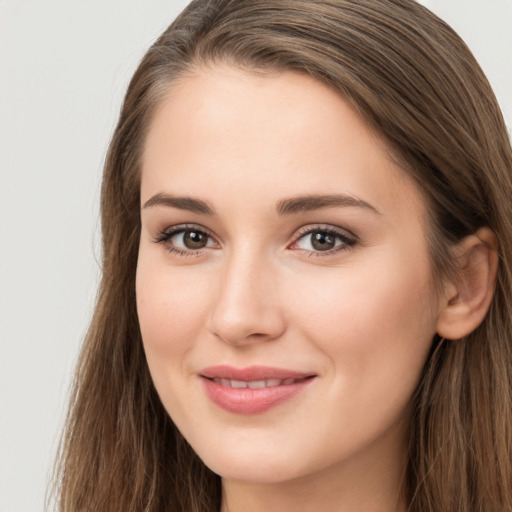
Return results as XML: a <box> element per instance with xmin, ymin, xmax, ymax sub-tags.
<box><xmin>0</xmin><ymin>1</ymin><xmax>510</xmax><ymax>511</ymax></box>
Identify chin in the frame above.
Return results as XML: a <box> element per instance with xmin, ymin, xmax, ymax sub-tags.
<box><xmin>206</xmin><ymin>456</ymin><xmax>304</xmax><ymax>484</ymax></box>
<box><xmin>190</xmin><ymin>435</ymin><xmax>311</xmax><ymax>484</ymax></box>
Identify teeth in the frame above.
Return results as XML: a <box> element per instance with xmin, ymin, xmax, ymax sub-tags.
<box><xmin>212</xmin><ymin>377</ymin><xmax>303</xmax><ymax>388</ymax></box>
<box><xmin>247</xmin><ymin>380</ymin><xmax>266</xmax><ymax>389</ymax></box>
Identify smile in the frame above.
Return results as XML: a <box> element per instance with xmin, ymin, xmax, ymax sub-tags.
<box><xmin>200</xmin><ymin>366</ymin><xmax>316</xmax><ymax>414</ymax></box>
<box><xmin>211</xmin><ymin>377</ymin><xmax>309</xmax><ymax>388</ymax></box>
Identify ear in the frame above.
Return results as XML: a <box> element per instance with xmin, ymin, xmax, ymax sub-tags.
<box><xmin>436</xmin><ymin>227</ymin><xmax>498</xmax><ymax>340</ymax></box>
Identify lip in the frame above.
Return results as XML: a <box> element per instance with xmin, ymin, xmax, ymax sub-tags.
<box><xmin>199</xmin><ymin>365</ymin><xmax>317</xmax><ymax>414</ymax></box>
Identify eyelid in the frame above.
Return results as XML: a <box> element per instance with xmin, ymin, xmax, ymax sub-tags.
<box><xmin>153</xmin><ymin>223</ymin><xmax>220</xmax><ymax>253</ymax></box>
<box><xmin>288</xmin><ymin>224</ymin><xmax>358</xmax><ymax>254</ymax></box>
<box><xmin>292</xmin><ymin>223</ymin><xmax>357</xmax><ymax>240</ymax></box>
<box><xmin>154</xmin><ymin>223</ymin><xmax>213</xmax><ymax>241</ymax></box>
<box><xmin>153</xmin><ymin>222</ymin><xmax>357</xmax><ymax>258</ymax></box>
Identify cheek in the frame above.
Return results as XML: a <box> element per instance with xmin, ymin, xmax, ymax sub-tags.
<box><xmin>135</xmin><ymin>256</ymin><xmax>218</xmax><ymax>425</ymax></box>
<box><xmin>286</xmin><ymin>250</ymin><xmax>437</xmax><ymax>402</ymax></box>
<box><xmin>136</xmin><ymin>257</ymin><xmax>212</xmax><ymax>367</ymax></box>
<box><xmin>291</xmin><ymin>260</ymin><xmax>434</xmax><ymax>340</ymax></box>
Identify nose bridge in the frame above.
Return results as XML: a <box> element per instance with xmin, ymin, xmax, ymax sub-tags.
<box><xmin>208</xmin><ymin>242</ymin><xmax>285</xmax><ymax>345</ymax></box>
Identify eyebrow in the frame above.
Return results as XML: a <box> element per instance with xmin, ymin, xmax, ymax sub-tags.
<box><xmin>142</xmin><ymin>192</ymin><xmax>380</xmax><ymax>216</ymax></box>
<box><xmin>143</xmin><ymin>193</ymin><xmax>214</xmax><ymax>215</ymax></box>
<box><xmin>276</xmin><ymin>194</ymin><xmax>381</xmax><ymax>215</ymax></box>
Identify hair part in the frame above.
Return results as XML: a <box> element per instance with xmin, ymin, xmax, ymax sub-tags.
<box><xmin>52</xmin><ymin>1</ymin><xmax>512</xmax><ymax>511</ymax></box>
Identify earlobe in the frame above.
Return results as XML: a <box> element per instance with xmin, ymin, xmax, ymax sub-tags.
<box><xmin>436</xmin><ymin>227</ymin><xmax>498</xmax><ymax>340</ymax></box>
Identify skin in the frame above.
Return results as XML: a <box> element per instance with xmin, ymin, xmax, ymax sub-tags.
<box><xmin>136</xmin><ymin>66</ymin><xmax>449</xmax><ymax>512</ymax></box>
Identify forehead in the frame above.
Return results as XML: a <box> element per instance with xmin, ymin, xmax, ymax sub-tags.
<box><xmin>140</xmin><ymin>65</ymin><xmax>425</xmax><ymax>223</ymax></box>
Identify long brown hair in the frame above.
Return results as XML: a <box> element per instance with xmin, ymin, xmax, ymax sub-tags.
<box><xmin>52</xmin><ymin>1</ymin><xmax>512</xmax><ymax>510</ymax></box>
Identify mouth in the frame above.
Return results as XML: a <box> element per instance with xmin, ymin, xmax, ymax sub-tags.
<box><xmin>208</xmin><ymin>376</ymin><xmax>312</xmax><ymax>389</ymax></box>
<box><xmin>199</xmin><ymin>365</ymin><xmax>317</xmax><ymax>414</ymax></box>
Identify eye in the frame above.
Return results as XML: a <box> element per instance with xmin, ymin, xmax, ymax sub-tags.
<box><xmin>290</xmin><ymin>227</ymin><xmax>356</xmax><ymax>255</ymax></box>
<box><xmin>154</xmin><ymin>225</ymin><xmax>218</xmax><ymax>255</ymax></box>
<box><xmin>173</xmin><ymin>229</ymin><xmax>210</xmax><ymax>249</ymax></box>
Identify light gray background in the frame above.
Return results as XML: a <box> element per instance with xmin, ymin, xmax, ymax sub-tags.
<box><xmin>0</xmin><ymin>1</ymin><xmax>510</xmax><ymax>511</ymax></box>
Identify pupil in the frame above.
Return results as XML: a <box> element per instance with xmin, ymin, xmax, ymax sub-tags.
<box><xmin>311</xmin><ymin>231</ymin><xmax>335</xmax><ymax>251</ymax></box>
<box><xmin>184</xmin><ymin>230</ymin><xmax>207</xmax><ymax>249</ymax></box>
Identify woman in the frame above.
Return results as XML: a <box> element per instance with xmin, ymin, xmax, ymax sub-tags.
<box><xmin>54</xmin><ymin>0</ymin><xmax>512</xmax><ymax>511</ymax></box>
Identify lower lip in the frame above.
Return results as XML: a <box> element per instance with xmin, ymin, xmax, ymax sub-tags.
<box><xmin>201</xmin><ymin>377</ymin><xmax>315</xmax><ymax>414</ymax></box>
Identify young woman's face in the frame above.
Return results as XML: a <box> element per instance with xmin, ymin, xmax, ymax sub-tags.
<box><xmin>137</xmin><ymin>67</ymin><xmax>442</xmax><ymax>485</ymax></box>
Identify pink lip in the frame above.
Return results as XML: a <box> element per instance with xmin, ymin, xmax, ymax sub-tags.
<box><xmin>199</xmin><ymin>365</ymin><xmax>316</xmax><ymax>415</ymax></box>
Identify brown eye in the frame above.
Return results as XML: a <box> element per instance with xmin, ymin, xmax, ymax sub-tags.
<box><xmin>182</xmin><ymin>230</ymin><xmax>209</xmax><ymax>249</ymax></box>
<box><xmin>310</xmin><ymin>231</ymin><xmax>336</xmax><ymax>251</ymax></box>
<box><xmin>291</xmin><ymin>227</ymin><xmax>356</xmax><ymax>255</ymax></box>
<box><xmin>155</xmin><ymin>225</ymin><xmax>218</xmax><ymax>254</ymax></box>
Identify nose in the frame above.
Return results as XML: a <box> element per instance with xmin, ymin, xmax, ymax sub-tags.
<box><xmin>207</xmin><ymin>250</ymin><xmax>286</xmax><ymax>346</ymax></box>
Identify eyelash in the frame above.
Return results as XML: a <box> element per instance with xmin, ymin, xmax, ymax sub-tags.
<box><xmin>153</xmin><ymin>224</ymin><xmax>217</xmax><ymax>257</ymax></box>
<box><xmin>290</xmin><ymin>225</ymin><xmax>357</xmax><ymax>256</ymax></box>
<box><xmin>153</xmin><ymin>224</ymin><xmax>357</xmax><ymax>257</ymax></box>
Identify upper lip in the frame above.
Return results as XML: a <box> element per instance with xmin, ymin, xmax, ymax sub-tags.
<box><xmin>199</xmin><ymin>365</ymin><xmax>315</xmax><ymax>381</ymax></box>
